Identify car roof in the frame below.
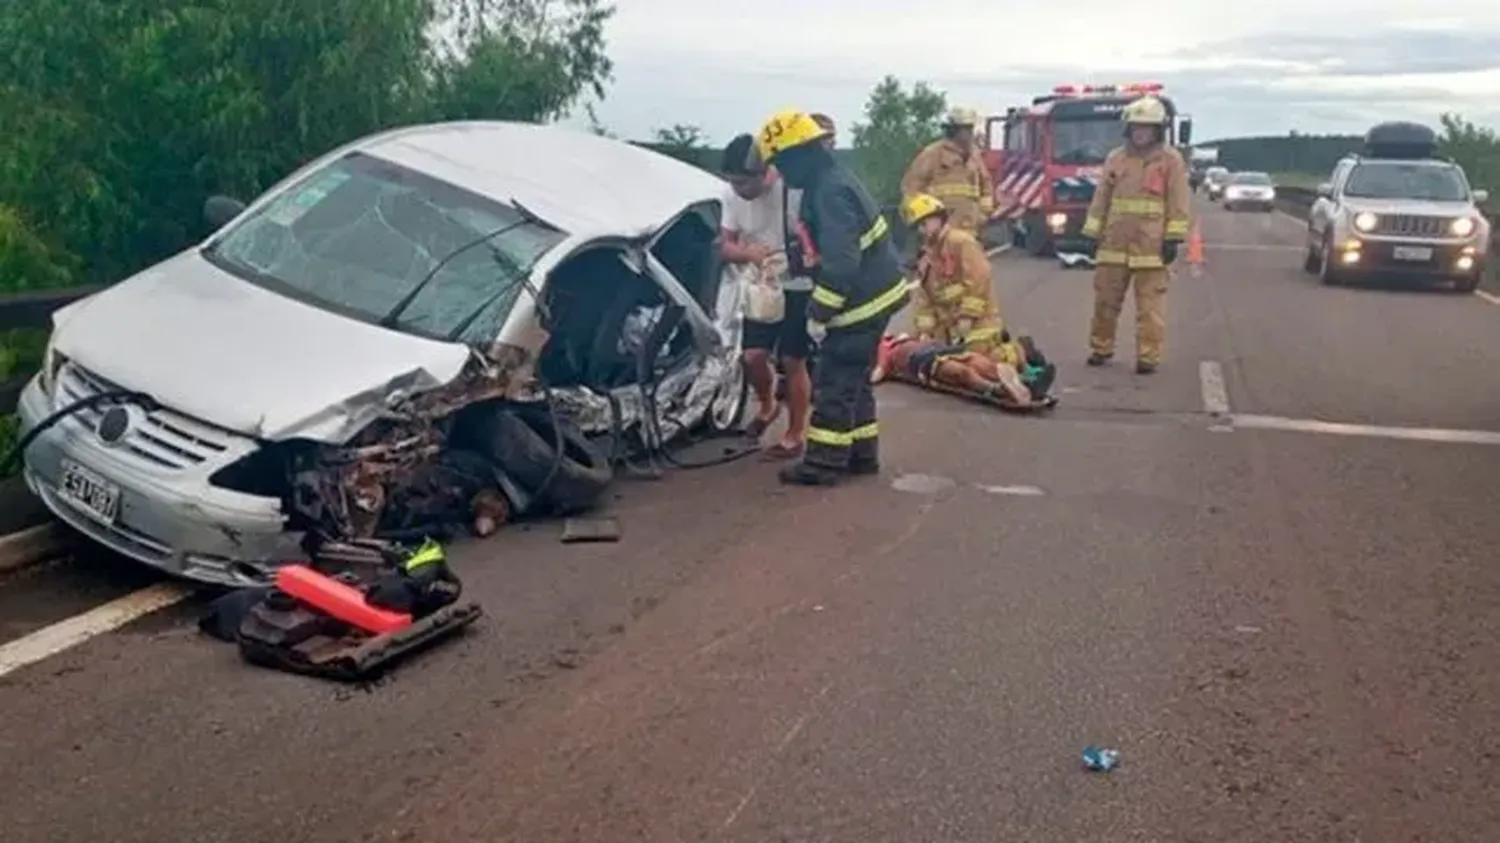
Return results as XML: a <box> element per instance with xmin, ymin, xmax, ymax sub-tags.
<box><xmin>351</xmin><ymin>121</ymin><xmax>725</xmax><ymax>238</ymax></box>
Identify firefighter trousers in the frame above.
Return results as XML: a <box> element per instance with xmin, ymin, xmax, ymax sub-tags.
<box><xmin>1089</xmin><ymin>265</ymin><xmax>1168</xmax><ymax>365</ymax></box>
<box><xmin>805</xmin><ymin>320</ymin><xmax>888</xmax><ymax>470</ymax></box>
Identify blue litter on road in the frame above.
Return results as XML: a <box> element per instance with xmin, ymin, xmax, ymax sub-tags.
<box><xmin>1082</xmin><ymin>746</ymin><xmax>1119</xmax><ymax>772</ymax></box>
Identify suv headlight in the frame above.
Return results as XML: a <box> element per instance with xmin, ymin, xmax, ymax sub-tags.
<box><xmin>1352</xmin><ymin>212</ymin><xmax>1378</xmax><ymax>233</ymax></box>
<box><xmin>1451</xmin><ymin>216</ymin><xmax>1477</xmax><ymax>237</ymax></box>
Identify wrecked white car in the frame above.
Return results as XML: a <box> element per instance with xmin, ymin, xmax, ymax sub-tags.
<box><xmin>15</xmin><ymin>121</ymin><xmax>749</xmax><ymax>585</ymax></box>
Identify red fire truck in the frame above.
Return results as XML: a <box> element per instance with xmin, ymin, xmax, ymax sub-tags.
<box><xmin>982</xmin><ymin>82</ymin><xmax>1193</xmax><ymax>261</ymax></box>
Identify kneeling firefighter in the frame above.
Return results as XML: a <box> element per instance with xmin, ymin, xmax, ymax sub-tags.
<box><xmin>902</xmin><ymin>193</ymin><xmax>1006</xmax><ymax>357</ymax></box>
<box><xmin>756</xmin><ymin>109</ymin><xmax>910</xmax><ymax>486</ymax></box>
<box><xmin>1078</xmin><ymin>95</ymin><xmax>1191</xmax><ymax>374</ymax></box>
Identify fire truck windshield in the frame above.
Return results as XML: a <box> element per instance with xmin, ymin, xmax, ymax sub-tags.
<box><xmin>1051</xmin><ymin>119</ymin><xmax>1121</xmax><ymax>165</ymax></box>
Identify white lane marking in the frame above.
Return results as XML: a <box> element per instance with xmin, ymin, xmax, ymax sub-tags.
<box><xmin>977</xmin><ymin>484</ymin><xmax>1046</xmax><ymax>496</ymax></box>
<box><xmin>985</xmin><ymin>243</ymin><xmax>1013</xmax><ymax>257</ymax></box>
<box><xmin>1198</xmin><ymin>361</ymin><xmax>1230</xmax><ymax>417</ymax></box>
<box><xmin>0</xmin><ymin>583</ymin><xmax>194</xmax><ymax>678</ymax></box>
<box><xmin>1232</xmin><ymin>414</ymin><xmax>1500</xmax><ymax>446</ymax></box>
<box><xmin>1474</xmin><ymin>289</ymin><xmax>1500</xmax><ymax>306</ymax></box>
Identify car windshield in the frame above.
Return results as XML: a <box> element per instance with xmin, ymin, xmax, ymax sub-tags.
<box><xmin>1344</xmin><ymin>161</ymin><xmax>1469</xmax><ymax>202</ymax></box>
<box><xmin>1050</xmin><ymin>119</ymin><xmax>1121</xmax><ymax>165</ymax></box>
<box><xmin>205</xmin><ymin>152</ymin><xmax>565</xmax><ymax>342</ymax></box>
<box><xmin>1230</xmin><ymin>172</ymin><xmax>1272</xmax><ymax>185</ymax></box>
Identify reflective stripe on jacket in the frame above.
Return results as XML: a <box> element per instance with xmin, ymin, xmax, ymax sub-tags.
<box><xmin>1081</xmin><ymin>144</ymin><xmax>1191</xmax><ymax>268</ymax></box>
<box><xmin>799</xmin><ymin>163</ymin><xmax>910</xmax><ymax>329</ymax></box>
<box><xmin>910</xmin><ymin>225</ymin><xmax>1004</xmax><ymax>356</ymax></box>
<box><xmin>900</xmin><ymin>140</ymin><xmax>995</xmax><ymax>231</ymax></box>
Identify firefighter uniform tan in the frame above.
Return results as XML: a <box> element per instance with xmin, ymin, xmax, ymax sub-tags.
<box><xmin>900</xmin><ymin>107</ymin><xmax>994</xmax><ymax>235</ymax></box>
<box><xmin>903</xmin><ymin>195</ymin><xmax>1004</xmax><ymax>359</ymax></box>
<box><xmin>1081</xmin><ymin>96</ymin><xmax>1190</xmax><ymax>371</ymax></box>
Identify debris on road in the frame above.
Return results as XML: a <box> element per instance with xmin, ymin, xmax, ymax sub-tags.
<box><xmin>198</xmin><ymin>537</ymin><xmax>481</xmax><ymax>682</ymax></box>
<box><xmin>1082</xmin><ymin>746</ymin><xmax>1120</xmax><ymax>772</ymax></box>
<box><xmin>560</xmin><ymin>516</ymin><xmax>622</xmax><ymax>544</ymax></box>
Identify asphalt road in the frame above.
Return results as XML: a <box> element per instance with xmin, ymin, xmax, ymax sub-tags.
<box><xmin>3</xmin><ymin>197</ymin><xmax>1499</xmax><ymax>842</ymax></box>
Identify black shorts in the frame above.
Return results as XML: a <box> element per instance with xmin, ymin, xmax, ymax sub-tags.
<box><xmin>744</xmin><ymin>290</ymin><xmax>812</xmax><ymax>359</ymax></box>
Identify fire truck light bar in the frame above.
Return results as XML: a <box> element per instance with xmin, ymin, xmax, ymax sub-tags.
<box><xmin>1051</xmin><ymin>82</ymin><xmax>1164</xmax><ymax>97</ymax></box>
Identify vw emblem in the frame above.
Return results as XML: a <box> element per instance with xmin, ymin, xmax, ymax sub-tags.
<box><xmin>96</xmin><ymin>406</ymin><xmax>132</xmax><ymax>445</ymax></box>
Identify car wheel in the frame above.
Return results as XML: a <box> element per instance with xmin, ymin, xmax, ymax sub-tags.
<box><xmin>1453</xmin><ymin>276</ymin><xmax>1480</xmax><ymax>294</ymax></box>
<box><xmin>1318</xmin><ymin>233</ymin><xmax>1343</xmax><ymax>286</ymax></box>
<box><xmin>1023</xmin><ymin>214</ymin><xmax>1050</xmax><ymax>257</ymax></box>
<box><xmin>1302</xmin><ymin>227</ymin><xmax>1320</xmax><ymax>274</ymax></box>
<box><xmin>467</xmin><ymin>405</ymin><xmax>615</xmax><ymax>515</ymax></box>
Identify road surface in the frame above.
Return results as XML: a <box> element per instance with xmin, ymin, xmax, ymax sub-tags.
<box><xmin>2</xmin><ymin>198</ymin><xmax>1499</xmax><ymax>842</ymax></box>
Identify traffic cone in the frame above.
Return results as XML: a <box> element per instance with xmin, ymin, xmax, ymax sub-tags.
<box><xmin>1185</xmin><ymin>221</ymin><xmax>1205</xmax><ymax>277</ymax></box>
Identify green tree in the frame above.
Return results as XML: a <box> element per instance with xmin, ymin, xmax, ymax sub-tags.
<box><xmin>1439</xmin><ymin>114</ymin><xmax>1500</xmax><ymax>200</ymax></box>
<box><xmin>850</xmin><ymin>76</ymin><xmax>948</xmax><ymax>205</ymax></box>
<box><xmin>651</xmin><ymin>124</ymin><xmax>708</xmax><ymax>164</ymax></box>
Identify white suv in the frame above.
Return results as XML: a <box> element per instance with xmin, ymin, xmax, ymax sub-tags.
<box><xmin>1304</xmin><ymin>155</ymin><xmax>1490</xmax><ymax>292</ymax></box>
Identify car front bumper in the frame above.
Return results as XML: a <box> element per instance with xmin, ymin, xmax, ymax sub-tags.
<box><xmin>16</xmin><ymin>375</ymin><xmax>303</xmax><ymax>585</ymax></box>
<box><xmin>1224</xmin><ymin>195</ymin><xmax>1275</xmax><ymax>211</ymax></box>
<box><xmin>1332</xmin><ymin>238</ymin><xmax>1487</xmax><ymax>279</ymax></box>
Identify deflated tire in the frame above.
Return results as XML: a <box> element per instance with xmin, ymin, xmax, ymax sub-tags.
<box><xmin>462</xmin><ymin>405</ymin><xmax>615</xmax><ymax>515</ymax></box>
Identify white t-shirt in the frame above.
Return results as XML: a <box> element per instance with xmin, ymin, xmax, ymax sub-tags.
<box><xmin>722</xmin><ymin>179</ymin><xmax>812</xmax><ymax>291</ymax></box>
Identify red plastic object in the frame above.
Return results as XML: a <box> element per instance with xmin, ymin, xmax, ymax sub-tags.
<box><xmin>274</xmin><ymin>564</ymin><xmax>412</xmax><ymax>634</ymax></box>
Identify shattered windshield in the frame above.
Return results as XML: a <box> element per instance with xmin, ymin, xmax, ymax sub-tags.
<box><xmin>1050</xmin><ymin>119</ymin><xmax>1121</xmax><ymax>165</ymax></box>
<box><xmin>1344</xmin><ymin>161</ymin><xmax>1470</xmax><ymax>202</ymax></box>
<box><xmin>205</xmin><ymin>152</ymin><xmax>565</xmax><ymax>342</ymax></box>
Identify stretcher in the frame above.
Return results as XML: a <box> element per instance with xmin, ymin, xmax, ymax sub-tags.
<box><xmin>875</xmin><ymin>335</ymin><xmax>1059</xmax><ymax>414</ymax></box>
<box><xmin>882</xmin><ymin>365</ymin><xmax>1059</xmax><ymax>413</ymax></box>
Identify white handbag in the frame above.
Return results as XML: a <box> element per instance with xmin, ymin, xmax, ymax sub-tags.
<box><xmin>744</xmin><ymin>253</ymin><xmax>787</xmax><ymax>323</ymax></box>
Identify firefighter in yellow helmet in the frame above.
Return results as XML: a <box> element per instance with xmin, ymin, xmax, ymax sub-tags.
<box><xmin>755</xmin><ymin>109</ymin><xmax>910</xmax><ymax>486</ymax></box>
<box><xmin>900</xmin><ymin>193</ymin><xmax>1008</xmax><ymax>361</ymax></box>
<box><xmin>900</xmin><ymin>106</ymin><xmax>995</xmax><ymax>236</ymax></box>
<box><xmin>1079</xmin><ymin>95</ymin><xmax>1191</xmax><ymax>374</ymax></box>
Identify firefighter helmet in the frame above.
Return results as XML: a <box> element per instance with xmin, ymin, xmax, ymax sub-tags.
<box><xmin>1121</xmin><ymin>96</ymin><xmax>1169</xmax><ymax>125</ymax></box>
<box><xmin>901</xmin><ymin>193</ymin><xmax>946</xmax><ymax>227</ymax></box>
<box><xmin>945</xmin><ymin>106</ymin><xmax>980</xmax><ymax>128</ymax></box>
<box><xmin>756</xmin><ymin>110</ymin><xmax>832</xmax><ymax>160</ymax></box>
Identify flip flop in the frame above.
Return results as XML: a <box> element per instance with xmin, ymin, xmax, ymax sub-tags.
<box><xmin>761</xmin><ymin>439</ymin><xmax>804</xmax><ymax>460</ymax></box>
<box><xmin>743</xmin><ymin>403</ymin><xmax>781</xmax><ymax>438</ymax></box>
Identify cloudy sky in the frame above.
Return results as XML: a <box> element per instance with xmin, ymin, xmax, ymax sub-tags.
<box><xmin>575</xmin><ymin>1</ymin><xmax>1500</xmax><ymax>144</ymax></box>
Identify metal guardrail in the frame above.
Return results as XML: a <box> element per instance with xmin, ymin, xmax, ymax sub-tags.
<box><xmin>0</xmin><ymin>285</ymin><xmax>106</xmax><ymax>414</ymax></box>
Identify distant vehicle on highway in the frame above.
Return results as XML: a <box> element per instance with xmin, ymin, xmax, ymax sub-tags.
<box><xmin>1222</xmin><ymin>171</ymin><xmax>1276</xmax><ymax>212</ymax></box>
<box><xmin>1202</xmin><ymin>167</ymin><xmax>1230</xmax><ymax>201</ymax></box>
<box><xmin>1304</xmin><ymin>121</ymin><xmax>1490</xmax><ymax>292</ymax></box>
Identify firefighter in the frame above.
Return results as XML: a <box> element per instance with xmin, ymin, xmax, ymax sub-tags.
<box><xmin>900</xmin><ymin>193</ymin><xmax>1008</xmax><ymax>361</ymax></box>
<box><xmin>755</xmin><ymin>109</ymin><xmax>910</xmax><ymax>486</ymax></box>
<box><xmin>900</xmin><ymin>106</ymin><xmax>995</xmax><ymax>235</ymax></box>
<box><xmin>1078</xmin><ymin>95</ymin><xmax>1191</xmax><ymax>374</ymax></box>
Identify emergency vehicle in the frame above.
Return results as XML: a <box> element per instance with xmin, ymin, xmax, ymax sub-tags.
<box><xmin>982</xmin><ymin>83</ymin><xmax>1193</xmax><ymax>259</ymax></box>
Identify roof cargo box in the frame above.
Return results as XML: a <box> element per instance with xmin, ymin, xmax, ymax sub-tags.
<box><xmin>1363</xmin><ymin>121</ymin><xmax>1438</xmax><ymax>159</ymax></box>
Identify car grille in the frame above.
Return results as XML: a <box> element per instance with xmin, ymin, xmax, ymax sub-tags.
<box><xmin>55</xmin><ymin>362</ymin><xmax>242</xmax><ymax>470</ymax></box>
<box><xmin>1373</xmin><ymin>214</ymin><xmax>1446</xmax><ymax>238</ymax></box>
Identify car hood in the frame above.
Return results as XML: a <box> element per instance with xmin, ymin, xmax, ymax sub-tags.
<box><xmin>1340</xmin><ymin>197</ymin><xmax>1475</xmax><ymax>216</ymax></box>
<box><xmin>49</xmin><ymin>250</ymin><xmax>471</xmax><ymax>444</ymax></box>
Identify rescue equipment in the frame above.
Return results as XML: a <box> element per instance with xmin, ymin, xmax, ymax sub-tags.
<box><xmin>275</xmin><ymin>564</ymin><xmax>412</xmax><ymax>634</ymax></box>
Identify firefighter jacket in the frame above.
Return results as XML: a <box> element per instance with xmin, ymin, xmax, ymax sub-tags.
<box><xmin>910</xmin><ymin>225</ymin><xmax>1005</xmax><ymax>356</ymax></box>
<box><xmin>791</xmin><ymin>163</ymin><xmax>910</xmax><ymax>331</ymax></box>
<box><xmin>900</xmin><ymin>140</ymin><xmax>994</xmax><ymax>232</ymax></box>
<box><xmin>1081</xmin><ymin>143</ymin><xmax>1191</xmax><ymax>268</ymax></box>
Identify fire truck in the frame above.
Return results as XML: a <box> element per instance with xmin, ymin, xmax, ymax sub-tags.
<box><xmin>981</xmin><ymin>83</ymin><xmax>1194</xmax><ymax>261</ymax></box>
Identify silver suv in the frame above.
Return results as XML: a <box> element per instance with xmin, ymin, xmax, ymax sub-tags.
<box><xmin>1304</xmin><ymin>155</ymin><xmax>1490</xmax><ymax>291</ymax></box>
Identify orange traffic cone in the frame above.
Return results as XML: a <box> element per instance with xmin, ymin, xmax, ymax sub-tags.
<box><xmin>1185</xmin><ymin>221</ymin><xmax>1205</xmax><ymax>277</ymax></box>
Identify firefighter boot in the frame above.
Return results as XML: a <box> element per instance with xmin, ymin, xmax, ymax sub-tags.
<box><xmin>1087</xmin><ymin>353</ymin><xmax>1112</xmax><ymax>367</ymax></box>
<box><xmin>846</xmin><ymin>457</ymin><xmax>881</xmax><ymax>476</ymax></box>
<box><xmin>779</xmin><ymin>461</ymin><xmax>843</xmax><ymax>486</ymax></box>
<box><xmin>1136</xmin><ymin>361</ymin><xmax>1157</xmax><ymax>375</ymax></box>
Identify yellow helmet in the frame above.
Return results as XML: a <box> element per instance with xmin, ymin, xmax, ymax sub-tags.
<box><xmin>756</xmin><ymin>110</ymin><xmax>832</xmax><ymax>160</ymax></box>
<box><xmin>1121</xmin><ymin>96</ymin><xmax>1169</xmax><ymax>125</ymax></box>
<box><xmin>901</xmin><ymin>193</ymin><xmax>946</xmax><ymax>226</ymax></box>
<box><xmin>946</xmin><ymin>106</ymin><xmax>980</xmax><ymax>127</ymax></box>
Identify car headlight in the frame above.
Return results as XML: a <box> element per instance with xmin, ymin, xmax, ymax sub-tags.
<box><xmin>1451</xmin><ymin>216</ymin><xmax>1477</xmax><ymax>237</ymax></box>
<box><xmin>1046</xmin><ymin>212</ymin><xmax>1067</xmax><ymax>229</ymax></box>
<box><xmin>37</xmin><ymin>337</ymin><xmax>67</xmax><ymax>396</ymax></box>
<box><xmin>1352</xmin><ymin>212</ymin><xmax>1378</xmax><ymax>233</ymax></box>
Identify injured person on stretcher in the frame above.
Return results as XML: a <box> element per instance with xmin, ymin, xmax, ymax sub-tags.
<box><xmin>870</xmin><ymin>333</ymin><xmax>1058</xmax><ymax>410</ymax></box>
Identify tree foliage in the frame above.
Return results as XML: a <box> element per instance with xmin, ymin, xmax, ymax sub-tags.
<box><xmin>1439</xmin><ymin>114</ymin><xmax>1500</xmax><ymax>201</ymax></box>
<box><xmin>0</xmin><ymin>0</ymin><xmax>616</xmax><ymax>291</ymax></box>
<box><xmin>850</xmin><ymin>76</ymin><xmax>948</xmax><ymax>205</ymax></box>
<box><xmin>651</xmin><ymin>124</ymin><xmax>709</xmax><ymax>163</ymax></box>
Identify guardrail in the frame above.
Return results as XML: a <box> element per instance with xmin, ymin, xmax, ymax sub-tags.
<box><xmin>0</xmin><ymin>285</ymin><xmax>106</xmax><ymax>414</ymax></box>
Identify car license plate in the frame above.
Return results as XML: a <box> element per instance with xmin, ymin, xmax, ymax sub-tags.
<box><xmin>1393</xmin><ymin>246</ymin><xmax>1432</xmax><ymax>261</ymax></box>
<box><xmin>58</xmin><ymin>459</ymin><xmax>121</xmax><ymax>524</ymax></box>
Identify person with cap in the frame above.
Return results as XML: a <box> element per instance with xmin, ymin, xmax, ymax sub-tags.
<box><xmin>1078</xmin><ymin>95</ymin><xmax>1191</xmax><ymax>374</ymax></box>
<box><xmin>900</xmin><ymin>106</ymin><xmax>995</xmax><ymax>236</ymax></box>
<box><xmin>755</xmin><ymin>109</ymin><xmax>910</xmax><ymax>486</ymax></box>
<box><xmin>717</xmin><ymin>133</ymin><xmax>814</xmax><ymax>459</ymax></box>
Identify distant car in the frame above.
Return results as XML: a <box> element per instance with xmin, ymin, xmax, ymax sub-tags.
<box><xmin>1223</xmin><ymin>171</ymin><xmax>1277</xmax><ymax>212</ymax></box>
<box><xmin>1203</xmin><ymin>167</ymin><xmax>1230</xmax><ymax>201</ymax></box>
<box><xmin>15</xmin><ymin>121</ymin><xmax>750</xmax><ymax>585</ymax></box>
<box><xmin>1304</xmin><ymin>153</ymin><xmax>1490</xmax><ymax>292</ymax></box>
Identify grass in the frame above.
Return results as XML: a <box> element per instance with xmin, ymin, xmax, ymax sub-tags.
<box><xmin>0</xmin><ymin>326</ymin><xmax>48</xmax><ymax>478</ymax></box>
